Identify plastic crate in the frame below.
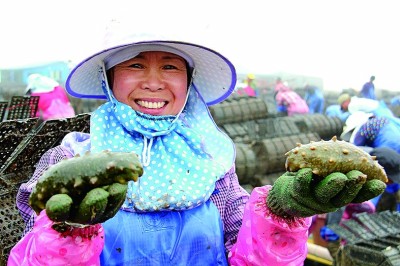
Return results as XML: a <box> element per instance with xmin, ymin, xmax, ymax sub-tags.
<box><xmin>6</xmin><ymin>96</ymin><xmax>39</xmax><ymax>120</ymax></box>
<box><xmin>0</xmin><ymin>102</ymin><xmax>8</xmax><ymax>121</ymax></box>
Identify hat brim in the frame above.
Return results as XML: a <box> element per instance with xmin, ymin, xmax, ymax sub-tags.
<box><xmin>340</xmin><ymin>112</ymin><xmax>373</xmax><ymax>142</ymax></box>
<box><xmin>340</xmin><ymin>128</ymin><xmax>354</xmax><ymax>142</ymax></box>
<box><xmin>66</xmin><ymin>40</ymin><xmax>236</xmax><ymax>106</ymax></box>
<box><xmin>340</xmin><ymin>123</ymin><xmax>364</xmax><ymax>142</ymax></box>
<box><xmin>26</xmin><ymin>74</ymin><xmax>58</xmax><ymax>94</ymax></box>
<box><xmin>337</xmin><ymin>93</ymin><xmax>351</xmax><ymax>105</ymax></box>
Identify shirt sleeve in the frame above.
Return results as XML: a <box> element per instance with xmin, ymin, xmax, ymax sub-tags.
<box><xmin>211</xmin><ymin>166</ymin><xmax>250</xmax><ymax>253</ymax></box>
<box><xmin>228</xmin><ymin>185</ymin><xmax>312</xmax><ymax>266</ymax></box>
<box><xmin>16</xmin><ymin>145</ymin><xmax>74</xmax><ymax>235</ymax></box>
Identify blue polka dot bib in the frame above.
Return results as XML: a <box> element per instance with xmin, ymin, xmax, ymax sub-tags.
<box><xmin>90</xmin><ymin>86</ymin><xmax>235</xmax><ymax>211</ymax></box>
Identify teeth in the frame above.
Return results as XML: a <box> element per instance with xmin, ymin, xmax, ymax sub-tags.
<box><xmin>137</xmin><ymin>100</ymin><xmax>165</xmax><ymax>109</ymax></box>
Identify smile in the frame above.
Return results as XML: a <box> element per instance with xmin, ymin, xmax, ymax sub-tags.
<box><xmin>136</xmin><ymin>100</ymin><xmax>166</xmax><ymax>109</ymax></box>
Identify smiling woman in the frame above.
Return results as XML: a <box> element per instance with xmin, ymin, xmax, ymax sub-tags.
<box><xmin>8</xmin><ymin>10</ymin><xmax>390</xmax><ymax>266</ymax></box>
<box><xmin>110</xmin><ymin>51</ymin><xmax>189</xmax><ymax>116</ymax></box>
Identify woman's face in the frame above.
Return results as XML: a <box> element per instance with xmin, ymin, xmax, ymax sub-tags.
<box><xmin>111</xmin><ymin>51</ymin><xmax>188</xmax><ymax>116</ymax></box>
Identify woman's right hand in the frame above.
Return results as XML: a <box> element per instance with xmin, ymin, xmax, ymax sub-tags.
<box><xmin>28</xmin><ymin>150</ymin><xmax>143</xmax><ymax>227</ymax></box>
<box><xmin>45</xmin><ymin>183</ymin><xmax>128</xmax><ymax>227</ymax></box>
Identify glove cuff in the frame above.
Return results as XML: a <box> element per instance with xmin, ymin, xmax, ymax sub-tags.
<box><xmin>266</xmin><ymin>176</ymin><xmax>306</xmax><ymax>226</ymax></box>
<box><xmin>266</xmin><ymin>188</ymin><xmax>309</xmax><ymax>227</ymax></box>
<box><xmin>266</xmin><ymin>185</ymin><xmax>290</xmax><ymax>219</ymax></box>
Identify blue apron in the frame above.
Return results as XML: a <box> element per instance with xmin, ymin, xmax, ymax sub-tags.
<box><xmin>100</xmin><ymin>200</ymin><xmax>228</xmax><ymax>266</ymax></box>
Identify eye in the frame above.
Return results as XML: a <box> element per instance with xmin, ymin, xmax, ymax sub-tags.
<box><xmin>163</xmin><ymin>64</ymin><xmax>178</xmax><ymax>70</ymax></box>
<box><xmin>127</xmin><ymin>63</ymin><xmax>143</xmax><ymax>69</ymax></box>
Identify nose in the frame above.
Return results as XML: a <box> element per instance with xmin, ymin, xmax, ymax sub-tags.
<box><xmin>142</xmin><ymin>68</ymin><xmax>164</xmax><ymax>91</ymax></box>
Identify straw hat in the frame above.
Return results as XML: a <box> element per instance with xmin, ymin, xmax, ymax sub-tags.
<box><xmin>337</xmin><ymin>93</ymin><xmax>351</xmax><ymax>105</ymax></box>
<box><xmin>26</xmin><ymin>74</ymin><xmax>59</xmax><ymax>94</ymax></box>
<box><xmin>247</xmin><ymin>73</ymin><xmax>255</xmax><ymax>80</ymax></box>
<box><xmin>66</xmin><ymin>20</ymin><xmax>237</xmax><ymax>106</ymax></box>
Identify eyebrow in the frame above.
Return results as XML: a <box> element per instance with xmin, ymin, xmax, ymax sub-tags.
<box><xmin>164</xmin><ymin>55</ymin><xmax>185</xmax><ymax>61</ymax></box>
<box><xmin>135</xmin><ymin>53</ymin><xmax>186</xmax><ymax>62</ymax></box>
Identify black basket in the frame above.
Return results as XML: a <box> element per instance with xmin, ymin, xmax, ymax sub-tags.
<box><xmin>0</xmin><ymin>102</ymin><xmax>8</xmax><ymax>122</ymax></box>
<box><xmin>0</xmin><ymin>118</ymin><xmax>40</xmax><ymax>173</ymax></box>
<box><xmin>6</xmin><ymin>96</ymin><xmax>40</xmax><ymax>120</ymax></box>
<box><xmin>0</xmin><ymin>113</ymin><xmax>91</xmax><ymax>265</ymax></box>
<box><xmin>328</xmin><ymin>211</ymin><xmax>400</xmax><ymax>265</ymax></box>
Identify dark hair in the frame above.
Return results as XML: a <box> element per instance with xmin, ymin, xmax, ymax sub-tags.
<box><xmin>186</xmin><ymin>62</ymin><xmax>194</xmax><ymax>88</ymax></box>
<box><xmin>106</xmin><ymin>69</ymin><xmax>114</xmax><ymax>89</ymax></box>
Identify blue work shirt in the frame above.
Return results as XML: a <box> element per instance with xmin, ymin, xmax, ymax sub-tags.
<box><xmin>325</xmin><ymin>104</ymin><xmax>350</xmax><ymax>122</ymax></box>
<box><xmin>360</xmin><ymin>82</ymin><xmax>376</xmax><ymax>100</ymax></box>
<box><xmin>305</xmin><ymin>86</ymin><xmax>325</xmax><ymax>114</ymax></box>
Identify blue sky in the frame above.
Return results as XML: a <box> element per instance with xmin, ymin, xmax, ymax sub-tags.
<box><xmin>2</xmin><ymin>0</ymin><xmax>399</xmax><ymax>92</ymax></box>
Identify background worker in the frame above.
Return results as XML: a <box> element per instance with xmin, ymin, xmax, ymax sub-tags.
<box><xmin>25</xmin><ymin>73</ymin><xmax>75</xmax><ymax>120</ymax></box>
<box><xmin>304</xmin><ymin>84</ymin><xmax>325</xmax><ymax>114</ymax></box>
<box><xmin>360</xmin><ymin>75</ymin><xmax>376</xmax><ymax>100</ymax></box>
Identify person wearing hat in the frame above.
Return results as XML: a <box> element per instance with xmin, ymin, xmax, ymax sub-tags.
<box><xmin>236</xmin><ymin>73</ymin><xmax>257</xmax><ymax>97</ymax></box>
<box><xmin>325</xmin><ymin>104</ymin><xmax>350</xmax><ymax>122</ymax></box>
<box><xmin>369</xmin><ymin>147</ymin><xmax>400</xmax><ymax>212</ymax></box>
<box><xmin>9</xmin><ymin>20</ymin><xmax>378</xmax><ymax>266</ymax></box>
<box><xmin>340</xmin><ymin>111</ymin><xmax>374</xmax><ymax>143</ymax></box>
<box><xmin>25</xmin><ymin>74</ymin><xmax>76</xmax><ymax>120</ymax></box>
<box><xmin>338</xmin><ymin>92</ymin><xmax>394</xmax><ymax>118</ymax></box>
<box><xmin>341</xmin><ymin>110</ymin><xmax>400</xmax><ymax>153</ymax></box>
<box><xmin>274</xmin><ymin>77</ymin><xmax>309</xmax><ymax>116</ymax></box>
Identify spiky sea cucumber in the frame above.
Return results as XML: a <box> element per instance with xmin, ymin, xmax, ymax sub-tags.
<box><xmin>284</xmin><ymin>136</ymin><xmax>388</xmax><ymax>182</ymax></box>
<box><xmin>29</xmin><ymin>150</ymin><xmax>143</xmax><ymax>215</ymax></box>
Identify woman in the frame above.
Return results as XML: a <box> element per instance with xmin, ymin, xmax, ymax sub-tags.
<box><xmin>9</xmin><ymin>26</ymin><xmax>374</xmax><ymax>266</ymax></box>
<box><xmin>340</xmin><ymin>111</ymin><xmax>400</xmax><ymax>153</ymax></box>
<box><xmin>304</xmin><ymin>84</ymin><xmax>324</xmax><ymax>114</ymax></box>
<box><xmin>25</xmin><ymin>73</ymin><xmax>76</xmax><ymax>120</ymax></box>
<box><xmin>274</xmin><ymin>78</ymin><xmax>309</xmax><ymax>116</ymax></box>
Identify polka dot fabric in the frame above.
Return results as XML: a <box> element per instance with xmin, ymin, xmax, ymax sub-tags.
<box><xmin>66</xmin><ymin>40</ymin><xmax>236</xmax><ymax>106</ymax></box>
<box><xmin>353</xmin><ymin>117</ymin><xmax>388</xmax><ymax>146</ymax></box>
<box><xmin>90</xmin><ymin>87</ymin><xmax>235</xmax><ymax>211</ymax></box>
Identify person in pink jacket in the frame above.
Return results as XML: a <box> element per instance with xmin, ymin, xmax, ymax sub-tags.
<box><xmin>236</xmin><ymin>74</ymin><xmax>257</xmax><ymax>97</ymax></box>
<box><xmin>9</xmin><ymin>20</ymin><xmax>377</xmax><ymax>266</ymax></box>
<box><xmin>26</xmin><ymin>74</ymin><xmax>76</xmax><ymax>120</ymax></box>
<box><xmin>274</xmin><ymin>78</ymin><xmax>309</xmax><ymax>116</ymax></box>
